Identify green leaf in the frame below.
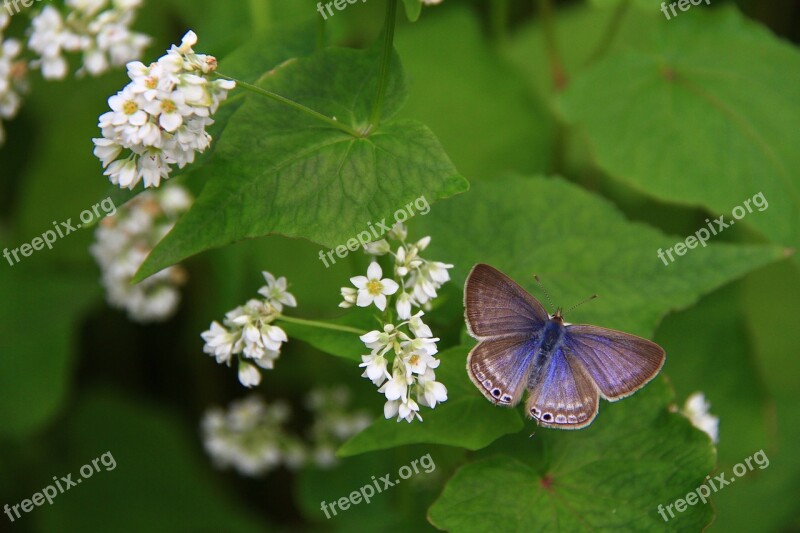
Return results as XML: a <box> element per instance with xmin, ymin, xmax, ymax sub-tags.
<box><xmin>402</xmin><ymin>0</ymin><xmax>422</xmax><ymax>22</ymax></box>
<box><xmin>338</xmin><ymin>346</ymin><xmax>524</xmax><ymax>456</ymax></box>
<box><xmin>0</xmin><ymin>268</ymin><xmax>100</xmax><ymax>439</ymax></box>
<box><xmin>279</xmin><ymin>309</ymin><xmax>376</xmax><ymax>362</ymax></box>
<box><xmin>559</xmin><ymin>7</ymin><xmax>800</xmax><ymax>251</ymax></box>
<box><xmin>655</xmin><ymin>285</ymin><xmax>770</xmax><ymax>465</ymax></box>
<box><xmin>396</xmin><ymin>6</ymin><xmax>556</xmax><ymax>179</ymax></box>
<box><xmin>416</xmin><ymin>175</ymin><xmax>785</xmax><ymax>337</ymax></box>
<box><xmin>135</xmin><ymin>45</ymin><xmax>468</xmax><ymax>281</ymax></box>
<box><xmin>32</xmin><ymin>390</ymin><xmax>266</xmax><ymax>532</ymax></box>
<box><xmin>428</xmin><ymin>378</ymin><xmax>716</xmax><ymax>531</ymax></box>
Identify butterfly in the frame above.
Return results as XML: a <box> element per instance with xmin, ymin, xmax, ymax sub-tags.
<box><xmin>464</xmin><ymin>264</ymin><xmax>666</xmax><ymax>430</ymax></box>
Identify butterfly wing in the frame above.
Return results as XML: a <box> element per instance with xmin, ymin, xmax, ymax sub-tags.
<box><xmin>464</xmin><ymin>264</ymin><xmax>548</xmax><ymax>406</ymax></box>
<box><xmin>464</xmin><ymin>263</ymin><xmax>549</xmax><ymax>340</ymax></box>
<box><xmin>525</xmin><ymin>344</ymin><xmax>600</xmax><ymax>429</ymax></box>
<box><xmin>563</xmin><ymin>325</ymin><xmax>666</xmax><ymax>401</ymax></box>
<box><xmin>467</xmin><ymin>336</ymin><xmax>537</xmax><ymax>406</ymax></box>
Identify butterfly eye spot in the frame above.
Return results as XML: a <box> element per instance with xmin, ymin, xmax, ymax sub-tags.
<box><xmin>501</xmin><ymin>394</ymin><xmax>512</xmax><ymax>403</ymax></box>
<box><xmin>542</xmin><ymin>412</ymin><xmax>553</xmax><ymax>422</ymax></box>
<box><xmin>491</xmin><ymin>388</ymin><xmax>501</xmax><ymax>398</ymax></box>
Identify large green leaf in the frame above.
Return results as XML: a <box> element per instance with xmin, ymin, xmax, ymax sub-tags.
<box><xmin>32</xmin><ymin>390</ymin><xmax>266</xmax><ymax>532</ymax></box>
<box><xmin>428</xmin><ymin>377</ymin><xmax>716</xmax><ymax>531</ymax></box>
<box><xmin>338</xmin><ymin>345</ymin><xmax>524</xmax><ymax>456</ymax></box>
<box><xmin>395</xmin><ymin>6</ymin><xmax>555</xmax><ymax>179</ymax></box>
<box><xmin>135</xmin><ymin>45</ymin><xmax>468</xmax><ymax>281</ymax></box>
<box><xmin>416</xmin><ymin>175</ymin><xmax>785</xmax><ymax>337</ymax></box>
<box><xmin>0</xmin><ymin>268</ymin><xmax>99</xmax><ymax>438</ymax></box>
<box><xmin>558</xmin><ymin>7</ymin><xmax>800</xmax><ymax>251</ymax></box>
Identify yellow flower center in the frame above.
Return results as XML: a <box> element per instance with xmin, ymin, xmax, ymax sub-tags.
<box><xmin>408</xmin><ymin>354</ymin><xmax>420</xmax><ymax>366</ymax></box>
<box><xmin>161</xmin><ymin>100</ymin><xmax>177</xmax><ymax>113</ymax></box>
<box><xmin>145</xmin><ymin>76</ymin><xmax>158</xmax><ymax>89</ymax></box>
<box><xmin>123</xmin><ymin>100</ymin><xmax>138</xmax><ymax>115</ymax></box>
<box><xmin>366</xmin><ymin>279</ymin><xmax>383</xmax><ymax>296</ymax></box>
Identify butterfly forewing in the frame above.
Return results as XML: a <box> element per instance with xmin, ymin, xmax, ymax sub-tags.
<box><xmin>464</xmin><ymin>264</ymin><xmax>548</xmax><ymax>339</ymax></box>
<box><xmin>564</xmin><ymin>325</ymin><xmax>666</xmax><ymax>401</ymax></box>
<box><xmin>525</xmin><ymin>345</ymin><xmax>599</xmax><ymax>429</ymax></box>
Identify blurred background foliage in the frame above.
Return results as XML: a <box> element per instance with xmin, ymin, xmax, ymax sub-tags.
<box><xmin>0</xmin><ymin>0</ymin><xmax>798</xmax><ymax>531</ymax></box>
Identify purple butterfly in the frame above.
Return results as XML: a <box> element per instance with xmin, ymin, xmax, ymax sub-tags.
<box><xmin>464</xmin><ymin>264</ymin><xmax>666</xmax><ymax>429</ymax></box>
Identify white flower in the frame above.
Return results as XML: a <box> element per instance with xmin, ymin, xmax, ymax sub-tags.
<box><xmin>379</xmin><ymin>369</ymin><xmax>410</xmax><ymax>402</ymax></box>
<box><xmin>257</xmin><ymin>271</ymin><xmax>297</xmax><ymax>312</ymax></box>
<box><xmin>408</xmin><ymin>311</ymin><xmax>432</xmax><ymax>338</ymax></box>
<box><xmin>416</xmin><ymin>369</ymin><xmax>448</xmax><ymax>408</ymax></box>
<box><xmin>359</xmin><ymin>353</ymin><xmax>391</xmax><ymax>386</ymax></box>
<box><xmin>681</xmin><ymin>392</ymin><xmax>719</xmax><ymax>443</ymax></box>
<box><xmin>359</xmin><ymin>323</ymin><xmax>396</xmax><ymax>353</ymax></box>
<box><xmin>93</xmin><ymin>30</ymin><xmax>235</xmax><ymax>189</ymax></box>
<box><xmin>28</xmin><ymin>1</ymin><xmax>150</xmax><ymax>80</ymax></box>
<box><xmin>350</xmin><ymin>262</ymin><xmax>399</xmax><ymax>311</ymax></box>
<box><xmin>90</xmin><ymin>185</ymin><xmax>192</xmax><ymax>322</ymax></box>
<box><xmin>364</xmin><ymin>239</ymin><xmax>390</xmax><ymax>255</ymax></box>
<box><xmin>339</xmin><ymin>286</ymin><xmax>357</xmax><ymax>308</ymax></box>
<box><xmin>384</xmin><ymin>397</ymin><xmax>422</xmax><ymax>423</ymax></box>
<box><xmin>0</xmin><ymin>16</ymin><xmax>27</xmax><ymax>146</ymax></box>
<box><xmin>238</xmin><ymin>362</ymin><xmax>261</xmax><ymax>388</ymax></box>
<box><xmin>201</xmin><ymin>321</ymin><xmax>238</xmax><ymax>364</ymax></box>
<box><xmin>396</xmin><ymin>291</ymin><xmax>413</xmax><ymax>320</ymax></box>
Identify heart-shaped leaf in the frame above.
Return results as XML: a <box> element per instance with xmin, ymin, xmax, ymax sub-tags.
<box><xmin>135</xmin><ymin>45</ymin><xmax>467</xmax><ymax>281</ymax></box>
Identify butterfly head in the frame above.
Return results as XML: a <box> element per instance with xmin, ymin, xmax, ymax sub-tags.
<box><xmin>550</xmin><ymin>308</ymin><xmax>565</xmax><ymax>324</ymax></box>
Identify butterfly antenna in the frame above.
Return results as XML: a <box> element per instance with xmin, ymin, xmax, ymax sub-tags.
<box><xmin>533</xmin><ymin>275</ymin><xmax>556</xmax><ymax>313</ymax></box>
<box><xmin>565</xmin><ymin>294</ymin><xmax>599</xmax><ymax>314</ymax></box>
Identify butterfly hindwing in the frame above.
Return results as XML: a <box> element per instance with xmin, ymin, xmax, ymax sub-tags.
<box><xmin>467</xmin><ymin>336</ymin><xmax>536</xmax><ymax>406</ymax></box>
<box><xmin>563</xmin><ymin>325</ymin><xmax>666</xmax><ymax>401</ymax></box>
<box><xmin>525</xmin><ymin>345</ymin><xmax>599</xmax><ymax>429</ymax></box>
<box><xmin>464</xmin><ymin>264</ymin><xmax>548</xmax><ymax>340</ymax></box>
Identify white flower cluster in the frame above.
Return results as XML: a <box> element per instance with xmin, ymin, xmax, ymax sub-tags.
<box><xmin>681</xmin><ymin>392</ymin><xmax>719</xmax><ymax>444</ymax></box>
<box><xmin>340</xmin><ymin>223</ymin><xmax>451</xmax><ymax>422</ymax></box>
<box><xmin>201</xmin><ymin>396</ymin><xmax>305</xmax><ymax>477</ymax></box>
<box><xmin>201</xmin><ymin>272</ymin><xmax>297</xmax><ymax>388</ymax></box>
<box><xmin>90</xmin><ymin>184</ymin><xmax>192</xmax><ymax>323</ymax></box>
<box><xmin>0</xmin><ymin>13</ymin><xmax>27</xmax><ymax>145</ymax></box>
<box><xmin>201</xmin><ymin>389</ymin><xmax>370</xmax><ymax>477</ymax></box>
<box><xmin>305</xmin><ymin>386</ymin><xmax>371</xmax><ymax>468</ymax></box>
<box><xmin>93</xmin><ymin>30</ymin><xmax>235</xmax><ymax>189</ymax></box>
<box><xmin>341</xmin><ymin>223</ymin><xmax>453</xmax><ymax>319</ymax></box>
<box><xmin>28</xmin><ymin>0</ymin><xmax>150</xmax><ymax>80</ymax></box>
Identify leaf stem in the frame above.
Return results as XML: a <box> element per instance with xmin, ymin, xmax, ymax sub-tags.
<box><xmin>216</xmin><ymin>73</ymin><xmax>362</xmax><ymax>137</ymax></box>
<box><xmin>277</xmin><ymin>314</ymin><xmax>367</xmax><ymax>335</ymax></box>
<box><xmin>585</xmin><ymin>0</ymin><xmax>630</xmax><ymax>65</ymax></box>
<box><xmin>367</xmin><ymin>0</ymin><xmax>398</xmax><ymax>131</ymax></box>
<box><xmin>537</xmin><ymin>0</ymin><xmax>568</xmax><ymax>91</ymax></box>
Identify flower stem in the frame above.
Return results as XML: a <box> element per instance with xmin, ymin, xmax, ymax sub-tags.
<box><xmin>537</xmin><ymin>0</ymin><xmax>568</xmax><ymax>91</ymax></box>
<box><xmin>585</xmin><ymin>0</ymin><xmax>630</xmax><ymax>65</ymax></box>
<box><xmin>216</xmin><ymin>73</ymin><xmax>363</xmax><ymax>138</ymax></box>
<box><xmin>367</xmin><ymin>0</ymin><xmax>398</xmax><ymax>132</ymax></box>
<box><xmin>276</xmin><ymin>315</ymin><xmax>366</xmax><ymax>335</ymax></box>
